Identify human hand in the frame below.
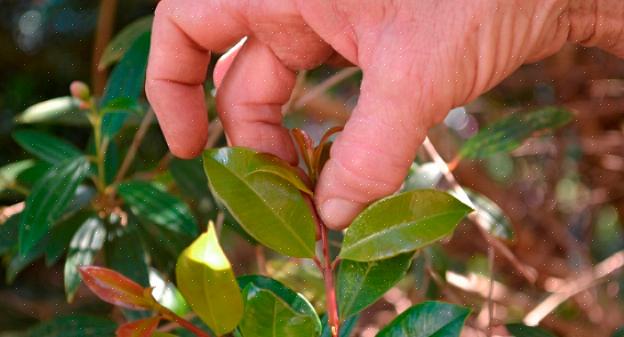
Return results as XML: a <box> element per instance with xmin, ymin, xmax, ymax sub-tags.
<box><xmin>145</xmin><ymin>0</ymin><xmax>624</xmax><ymax>229</ymax></box>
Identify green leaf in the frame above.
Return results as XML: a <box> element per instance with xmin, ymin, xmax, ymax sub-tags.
<box><xmin>337</xmin><ymin>253</ymin><xmax>414</xmax><ymax>319</ymax></box>
<box><xmin>506</xmin><ymin>324</ymin><xmax>557</xmax><ymax>337</ymax></box>
<box><xmin>239</xmin><ymin>284</ymin><xmax>321</xmax><ymax>337</ymax></box>
<box><xmin>176</xmin><ymin>222</ymin><xmax>243</xmax><ymax>335</ymax></box>
<box><xmin>464</xmin><ymin>189</ymin><xmax>513</xmax><ymax>240</ymax></box>
<box><xmin>15</xmin><ymin>96</ymin><xmax>89</xmax><ymax>126</ymax></box>
<box><xmin>106</xmin><ymin>225</ymin><xmax>150</xmax><ymax>287</ymax></box>
<box><xmin>149</xmin><ymin>268</ymin><xmax>191</xmax><ymax>316</ymax></box>
<box><xmin>339</xmin><ymin>190</ymin><xmax>471</xmax><ymax>261</ymax></box>
<box><xmin>403</xmin><ymin>162</ymin><xmax>443</xmax><ymax>191</ymax></box>
<box><xmin>45</xmin><ymin>211</ymin><xmax>90</xmax><ymax>266</ymax></box>
<box><xmin>237</xmin><ymin>275</ymin><xmax>321</xmax><ymax>331</ymax></box>
<box><xmin>170</xmin><ymin>158</ymin><xmax>212</xmax><ymax>201</ymax></box>
<box><xmin>321</xmin><ymin>314</ymin><xmax>359</xmax><ymax>337</ymax></box>
<box><xmin>24</xmin><ymin>315</ymin><xmax>116</xmax><ymax>337</ymax></box>
<box><xmin>0</xmin><ymin>215</ymin><xmax>20</xmax><ymax>255</ymax></box>
<box><xmin>19</xmin><ymin>156</ymin><xmax>91</xmax><ymax>256</ymax></box>
<box><xmin>15</xmin><ymin>160</ymin><xmax>51</xmax><ymax>187</ymax></box>
<box><xmin>64</xmin><ymin>216</ymin><xmax>106</xmax><ymax>302</ymax></box>
<box><xmin>99</xmin><ymin>16</ymin><xmax>154</xmax><ymax>69</ymax></box>
<box><xmin>104</xmin><ymin>140</ymin><xmax>120</xmax><ymax>185</ymax></box>
<box><xmin>6</xmin><ymin>237</ymin><xmax>47</xmax><ymax>283</ymax></box>
<box><xmin>376</xmin><ymin>301</ymin><xmax>470</xmax><ymax>337</ymax></box>
<box><xmin>101</xmin><ymin>32</ymin><xmax>150</xmax><ymax>138</ymax></box>
<box><xmin>13</xmin><ymin>130</ymin><xmax>83</xmax><ymax>165</ymax></box>
<box><xmin>0</xmin><ymin>160</ymin><xmax>36</xmax><ymax>193</ymax></box>
<box><xmin>118</xmin><ymin>181</ymin><xmax>198</xmax><ymax>237</ymax></box>
<box><xmin>459</xmin><ymin>107</ymin><xmax>572</xmax><ymax>159</ymax></box>
<box><xmin>613</xmin><ymin>326</ymin><xmax>624</xmax><ymax>337</ymax></box>
<box><xmin>203</xmin><ymin>147</ymin><xmax>316</xmax><ymax>257</ymax></box>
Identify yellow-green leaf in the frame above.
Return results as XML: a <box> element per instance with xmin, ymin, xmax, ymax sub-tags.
<box><xmin>175</xmin><ymin>222</ymin><xmax>243</xmax><ymax>335</ymax></box>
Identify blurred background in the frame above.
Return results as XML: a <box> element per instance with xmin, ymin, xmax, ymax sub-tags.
<box><xmin>1</xmin><ymin>1</ymin><xmax>624</xmax><ymax>336</ymax></box>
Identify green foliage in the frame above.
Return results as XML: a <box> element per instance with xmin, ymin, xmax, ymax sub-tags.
<box><xmin>22</xmin><ymin>315</ymin><xmax>116</xmax><ymax>337</ymax></box>
<box><xmin>106</xmin><ymin>225</ymin><xmax>150</xmax><ymax>287</ymax></box>
<box><xmin>44</xmin><ymin>211</ymin><xmax>88</xmax><ymax>266</ymax></box>
<box><xmin>117</xmin><ymin>180</ymin><xmax>198</xmax><ymax>237</ymax></box>
<box><xmin>176</xmin><ymin>222</ymin><xmax>243</xmax><ymax>335</ymax></box>
<box><xmin>203</xmin><ymin>147</ymin><xmax>316</xmax><ymax>258</ymax></box>
<box><xmin>13</xmin><ymin>130</ymin><xmax>83</xmax><ymax>165</ymax></box>
<box><xmin>14</xmin><ymin>96</ymin><xmax>89</xmax><ymax>126</ymax></box>
<box><xmin>337</xmin><ymin>253</ymin><xmax>414</xmax><ymax>319</ymax></box>
<box><xmin>505</xmin><ymin>323</ymin><xmax>557</xmax><ymax>337</ymax></box>
<box><xmin>321</xmin><ymin>314</ymin><xmax>359</xmax><ymax>337</ymax></box>
<box><xmin>0</xmin><ymin>159</ymin><xmax>36</xmax><ymax>193</ymax></box>
<box><xmin>64</xmin><ymin>216</ymin><xmax>106</xmax><ymax>301</ymax></box>
<box><xmin>18</xmin><ymin>156</ymin><xmax>91</xmax><ymax>255</ymax></box>
<box><xmin>376</xmin><ymin>301</ymin><xmax>469</xmax><ymax>337</ymax></box>
<box><xmin>340</xmin><ymin>190</ymin><xmax>471</xmax><ymax>261</ymax></box>
<box><xmin>459</xmin><ymin>107</ymin><xmax>572</xmax><ymax>159</ymax></box>
<box><xmin>464</xmin><ymin>188</ymin><xmax>514</xmax><ymax>240</ymax></box>
<box><xmin>99</xmin><ymin>16</ymin><xmax>154</xmax><ymax>70</ymax></box>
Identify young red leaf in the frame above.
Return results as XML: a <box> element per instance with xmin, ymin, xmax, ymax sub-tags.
<box><xmin>79</xmin><ymin>266</ymin><xmax>154</xmax><ymax>310</ymax></box>
<box><xmin>116</xmin><ymin>316</ymin><xmax>161</xmax><ymax>337</ymax></box>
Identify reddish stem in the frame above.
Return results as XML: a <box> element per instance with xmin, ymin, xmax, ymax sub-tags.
<box><xmin>160</xmin><ymin>307</ymin><xmax>213</xmax><ymax>337</ymax></box>
<box><xmin>319</xmin><ymin>220</ymin><xmax>340</xmax><ymax>337</ymax></box>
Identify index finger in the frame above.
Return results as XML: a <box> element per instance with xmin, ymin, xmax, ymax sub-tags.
<box><xmin>145</xmin><ymin>0</ymin><xmax>247</xmax><ymax>158</ymax></box>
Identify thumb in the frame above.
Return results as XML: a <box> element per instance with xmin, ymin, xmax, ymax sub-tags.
<box><xmin>315</xmin><ymin>65</ymin><xmax>442</xmax><ymax>229</ymax></box>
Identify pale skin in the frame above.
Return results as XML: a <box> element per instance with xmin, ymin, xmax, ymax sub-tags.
<box><xmin>145</xmin><ymin>0</ymin><xmax>624</xmax><ymax>230</ymax></box>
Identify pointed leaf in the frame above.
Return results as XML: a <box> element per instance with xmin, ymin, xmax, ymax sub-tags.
<box><xmin>337</xmin><ymin>253</ymin><xmax>414</xmax><ymax>319</ymax></box>
<box><xmin>118</xmin><ymin>181</ymin><xmax>198</xmax><ymax>237</ymax></box>
<box><xmin>106</xmin><ymin>225</ymin><xmax>150</xmax><ymax>287</ymax></box>
<box><xmin>459</xmin><ymin>107</ymin><xmax>572</xmax><ymax>159</ymax></box>
<box><xmin>239</xmin><ymin>284</ymin><xmax>321</xmax><ymax>337</ymax></box>
<box><xmin>376</xmin><ymin>301</ymin><xmax>470</xmax><ymax>337</ymax></box>
<box><xmin>25</xmin><ymin>315</ymin><xmax>117</xmax><ymax>337</ymax></box>
<box><xmin>65</xmin><ymin>216</ymin><xmax>106</xmax><ymax>301</ymax></box>
<box><xmin>247</xmin><ymin>153</ymin><xmax>312</xmax><ymax>195</ymax></box>
<box><xmin>175</xmin><ymin>222</ymin><xmax>243</xmax><ymax>335</ymax></box>
<box><xmin>149</xmin><ymin>268</ymin><xmax>191</xmax><ymax>316</ymax></box>
<box><xmin>13</xmin><ymin>130</ymin><xmax>83</xmax><ymax>165</ymax></box>
<box><xmin>99</xmin><ymin>16</ymin><xmax>153</xmax><ymax>69</ymax></box>
<box><xmin>465</xmin><ymin>189</ymin><xmax>514</xmax><ymax>241</ymax></box>
<box><xmin>0</xmin><ymin>159</ymin><xmax>36</xmax><ymax>193</ymax></box>
<box><xmin>15</xmin><ymin>96</ymin><xmax>89</xmax><ymax>126</ymax></box>
<box><xmin>321</xmin><ymin>314</ymin><xmax>359</xmax><ymax>337</ymax></box>
<box><xmin>506</xmin><ymin>324</ymin><xmax>557</xmax><ymax>337</ymax></box>
<box><xmin>116</xmin><ymin>317</ymin><xmax>160</xmax><ymax>337</ymax></box>
<box><xmin>19</xmin><ymin>156</ymin><xmax>91</xmax><ymax>255</ymax></box>
<box><xmin>203</xmin><ymin>147</ymin><xmax>316</xmax><ymax>257</ymax></box>
<box><xmin>45</xmin><ymin>211</ymin><xmax>90</xmax><ymax>266</ymax></box>
<box><xmin>340</xmin><ymin>190</ymin><xmax>471</xmax><ymax>261</ymax></box>
<box><xmin>237</xmin><ymin>274</ymin><xmax>321</xmax><ymax>332</ymax></box>
<box><xmin>79</xmin><ymin>266</ymin><xmax>154</xmax><ymax>310</ymax></box>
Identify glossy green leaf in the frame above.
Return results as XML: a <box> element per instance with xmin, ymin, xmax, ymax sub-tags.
<box><xmin>24</xmin><ymin>315</ymin><xmax>116</xmax><ymax>337</ymax></box>
<box><xmin>15</xmin><ymin>160</ymin><xmax>51</xmax><ymax>187</ymax></box>
<box><xmin>64</xmin><ymin>216</ymin><xmax>106</xmax><ymax>301</ymax></box>
<box><xmin>170</xmin><ymin>158</ymin><xmax>212</xmax><ymax>200</ymax></box>
<box><xmin>376</xmin><ymin>301</ymin><xmax>470</xmax><ymax>337</ymax></box>
<box><xmin>337</xmin><ymin>253</ymin><xmax>414</xmax><ymax>319</ymax></box>
<box><xmin>45</xmin><ymin>211</ymin><xmax>90</xmax><ymax>266</ymax></box>
<box><xmin>247</xmin><ymin>153</ymin><xmax>312</xmax><ymax>195</ymax></box>
<box><xmin>203</xmin><ymin>147</ymin><xmax>316</xmax><ymax>257</ymax></box>
<box><xmin>6</xmin><ymin>235</ymin><xmax>47</xmax><ymax>283</ymax></box>
<box><xmin>99</xmin><ymin>16</ymin><xmax>153</xmax><ymax>69</ymax></box>
<box><xmin>0</xmin><ymin>215</ymin><xmax>20</xmax><ymax>255</ymax></box>
<box><xmin>265</xmin><ymin>259</ymin><xmax>325</xmax><ymax>311</ymax></box>
<box><xmin>79</xmin><ymin>266</ymin><xmax>154</xmax><ymax>310</ymax></box>
<box><xmin>118</xmin><ymin>180</ymin><xmax>198</xmax><ymax>237</ymax></box>
<box><xmin>506</xmin><ymin>324</ymin><xmax>557</xmax><ymax>337</ymax></box>
<box><xmin>340</xmin><ymin>190</ymin><xmax>471</xmax><ymax>261</ymax></box>
<box><xmin>176</xmin><ymin>222</ymin><xmax>243</xmax><ymax>335</ymax></box>
<box><xmin>239</xmin><ymin>284</ymin><xmax>321</xmax><ymax>337</ymax></box>
<box><xmin>101</xmin><ymin>32</ymin><xmax>150</xmax><ymax>138</ymax></box>
<box><xmin>465</xmin><ymin>189</ymin><xmax>513</xmax><ymax>240</ymax></box>
<box><xmin>19</xmin><ymin>156</ymin><xmax>91</xmax><ymax>255</ymax></box>
<box><xmin>321</xmin><ymin>314</ymin><xmax>359</xmax><ymax>337</ymax></box>
<box><xmin>104</xmin><ymin>140</ymin><xmax>120</xmax><ymax>185</ymax></box>
<box><xmin>149</xmin><ymin>268</ymin><xmax>191</xmax><ymax>316</ymax></box>
<box><xmin>15</xmin><ymin>96</ymin><xmax>89</xmax><ymax>126</ymax></box>
<box><xmin>116</xmin><ymin>316</ymin><xmax>160</xmax><ymax>337</ymax></box>
<box><xmin>13</xmin><ymin>130</ymin><xmax>82</xmax><ymax>165</ymax></box>
<box><xmin>106</xmin><ymin>225</ymin><xmax>150</xmax><ymax>287</ymax></box>
<box><xmin>0</xmin><ymin>160</ymin><xmax>36</xmax><ymax>193</ymax></box>
<box><xmin>459</xmin><ymin>107</ymin><xmax>572</xmax><ymax>159</ymax></box>
<box><xmin>238</xmin><ymin>274</ymin><xmax>321</xmax><ymax>330</ymax></box>
<box><xmin>403</xmin><ymin>162</ymin><xmax>443</xmax><ymax>191</ymax></box>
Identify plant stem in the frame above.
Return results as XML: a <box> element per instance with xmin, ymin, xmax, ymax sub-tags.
<box><xmin>319</xmin><ymin>219</ymin><xmax>340</xmax><ymax>337</ymax></box>
<box><xmin>114</xmin><ymin>109</ymin><xmax>155</xmax><ymax>184</ymax></box>
<box><xmin>92</xmin><ymin>0</ymin><xmax>118</xmax><ymax>95</ymax></box>
<box><xmin>160</xmin><ymin>307</ymin><xmax>213</xmax><ymax>337</ymax></box>
<box><xmin>89</xmin><ymin>110</ymin><xmax>107</xmax><ymax>193</ymax></box>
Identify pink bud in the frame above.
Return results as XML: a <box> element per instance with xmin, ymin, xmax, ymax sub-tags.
<box><xmin>70</xmin><ymin>81</ymin><xmax>90</xmax><ymax>101</ymax></box>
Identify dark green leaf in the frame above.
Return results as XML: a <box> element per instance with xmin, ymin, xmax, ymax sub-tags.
<box><xmin>45</xmin><ymin>211</ymin><xmax>91</xmax><ymax>266</ymax></box>
<box><xmin>15</xmin><ymin>161</ymin><xmax>51</xmax><ymax>187</ymax></box>
<box><xmin>465</xmin><ymin>189</ymin><xmax>513</xmax><ymax>240</ymax></box>
<box><xmin>613</xmin><ymin>326</ymin><xmax>624</xmax><ymax>337</ymax></box>
<box><xmin>24</xmin><ymin>315</ymin><xmax>116</xmax><ymax>337</ymax></box>
<box><xmin>0</xmin><ymin>160</ymin><xmax>36</xmax><ymax>193</ymax></box>
<box><xmin>203</xmin><ymin>147</ymin><xmax>316</xmax><ymax>257</ymax></box>
<box><xmin>459</xmin><ymin>107</ymin><xmax>572</xmax><ymax>159</ymax></box>
<box><xmin>337</xmin><ymin>253</ymin><xmax>414</xmax><ymax>319</ymax></box>
<box><xmin>118</xmin><ymin>180</ymin><xmax>198</xmax><ymax>237</ymax></box>
<box><xmin>169</xmin><ymin>158</ymin><xmax>211</xmax><ymax>201</ymax></box>
<box><xmin>19</xmin><ymin>156</ymin><xmax>91</xmax><ymax>256</ymax></box>
<box><xmin>64</xmin><ymin>216</ymin><xmax>106</xmax><ymax>302</ymax></box>
<box><xmin>13</xmin><ymin>130</ymin><xmax>82</xmax><ymax>165</ymax></box>
<box><xmin>321</xmin><ymin>314</ymin><xmax>359</xmax><ymax>337</ymax></box>
<box><xmin>239</xmin><ymin>284</ymin><xmax>321</xmax><ymax>337</ymax></box>
<box><xmin>0</xmin><ymin>215</ymin><xmax>20</xmax><ymax>255</ymax></box>
<box><xmin>339</xmin><ymin>190</ymin><xmax>471</xmax><ymax>261</ymax></box>
<box><xmin>6</xmin><ymin>237</ymin><xmax>47</xmax><ymax>283</ymax></box>
<box><xmin>106</xmin><ymin>224</ymin><xmax>149</xmax><ymax>287</ymax></box>
<box><xmin>104</xmin><ymin>140</ymin><xmax>120</xmax><ymax>185</ymax></box>
<box><xmin>376</xmin><ymin>301</ymin><xmax>470</xmax><ymax>337</ymax></box>
<box><xmin>506</xmin><ymin>324</ymin><xmax>557</xmax><ymax>337</ymax></box>
<box><xmin>176</xmin><ymin>222</ymin><xmax>243</xmax><ymax>335</ymax></box>
<box><xmin>99</xmin><ymin>16</ymin><xmax>153</xmax><ymax>69</ymax></box>
<box><xmin>15</xmin><ymin>96</ymin><xmax>89</xmax><ymax>126</ymax></box>
<box><xmin>238</xmin><ymin>275</ymin><xmax>320</xmax><ymax>327</ymax></box>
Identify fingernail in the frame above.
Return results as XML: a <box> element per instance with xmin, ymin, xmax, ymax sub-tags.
<box><xmin>319</xmin><ymin>198</ymin><xmax>363</xmax><ymax>230</ymax></box>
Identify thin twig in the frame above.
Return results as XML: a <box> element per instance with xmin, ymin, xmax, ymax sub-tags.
<box><xmin>255</xmin><ymin>246</ymin><xmax>267</xmax><ymax>275</ymax></box>
<box><xmin>114</xmin><ymin>110</ymin><xmax>155</xmax><ymax>184</ymax></box>
<box><xmin>487</xmin><ymin>246</ymin><xmax>495</xmax><ymax>337</ymax></box>
<box><xmin>294</xmin><ymin>67</ymin><xmax>360</xmax><ymax>110</ymax></box>
<box><xmin>523</xmin><ymin>250</ymin><xmax>624</xmax><ymax>326</ymax></box>
<box><xmin>92</xmin><ymin>0</ymin><xmax>118</xmax><ymax>95</ymax></box>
